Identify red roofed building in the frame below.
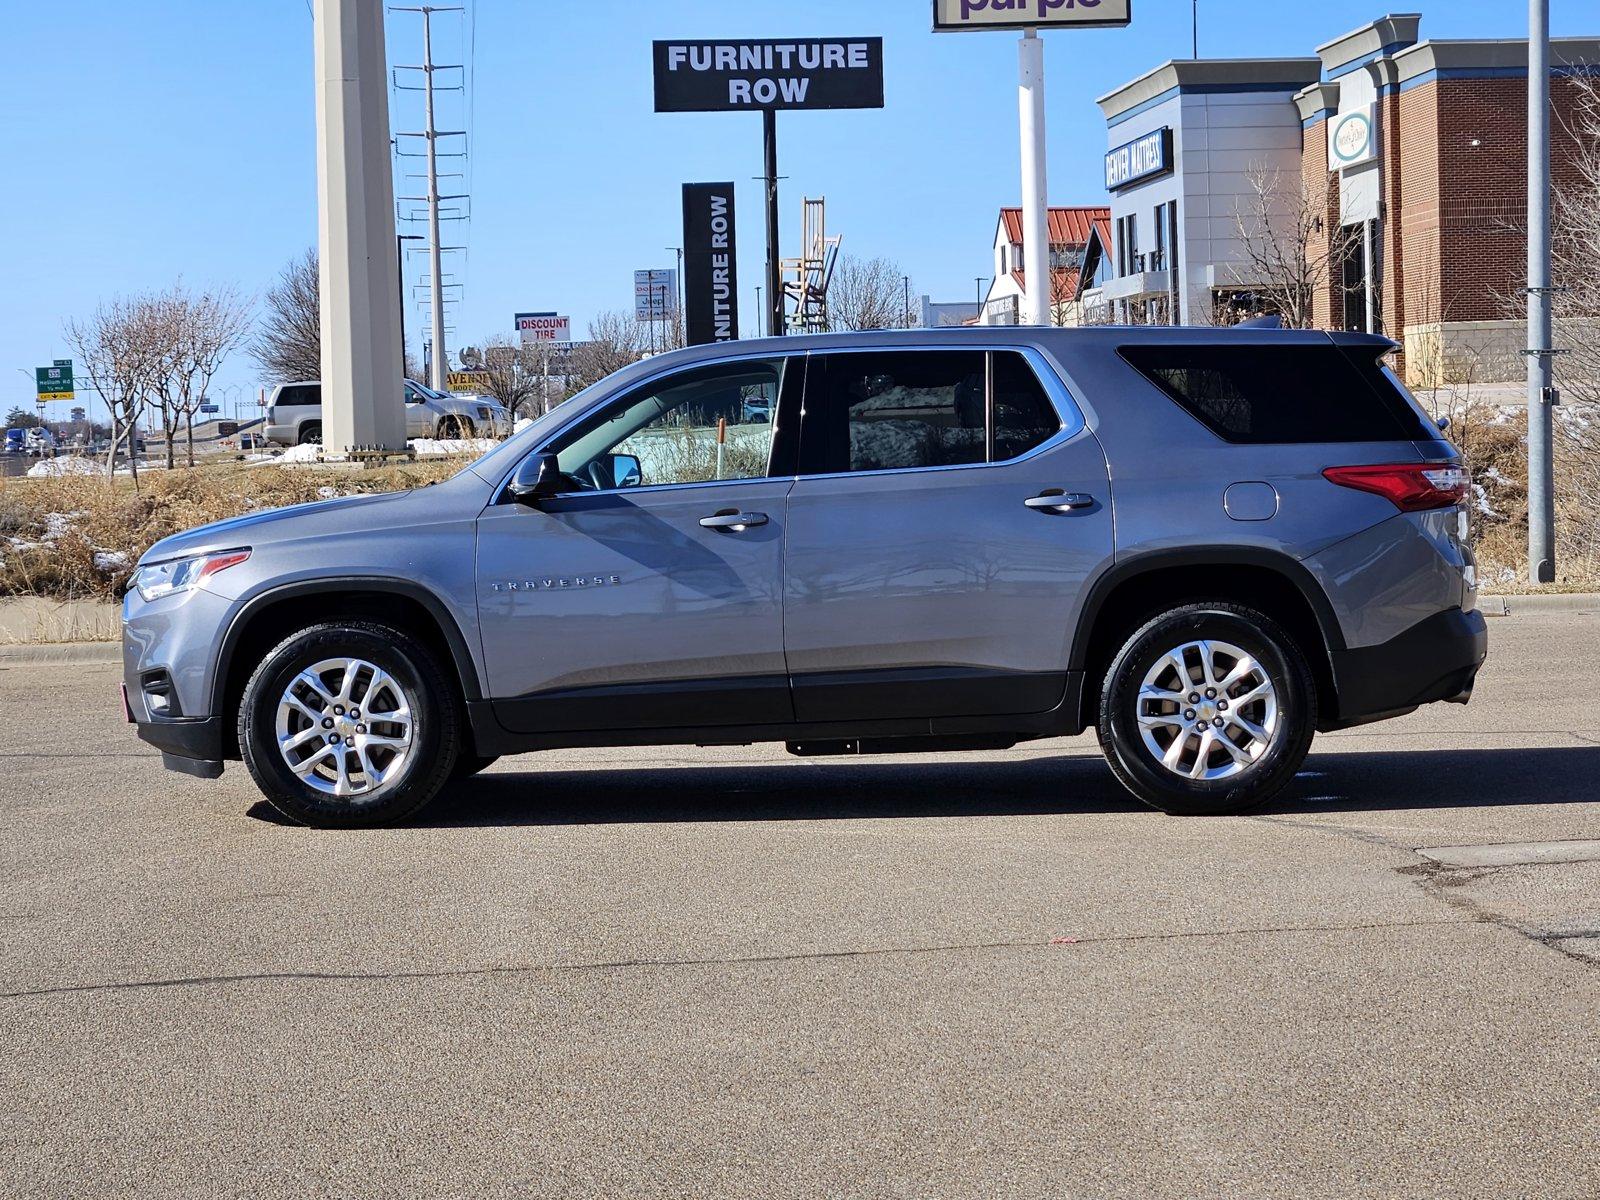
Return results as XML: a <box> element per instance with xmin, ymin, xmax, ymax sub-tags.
<box><xmin>977</xmin><ymin>205</ymin><xmax>1111</xmax><ymax>326</ymax></box>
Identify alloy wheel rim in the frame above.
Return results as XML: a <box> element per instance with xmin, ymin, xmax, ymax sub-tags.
<box><xmin>1135</xmin><ymin>638</ymin><xmax>1279</xmax><ymax>781</ymax></box>
<box><xmin>274</xmin><ymin>657</ymin><xmax>415</xmax><ymax>799</ymax></box>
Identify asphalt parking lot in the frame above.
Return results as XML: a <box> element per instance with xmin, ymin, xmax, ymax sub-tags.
<box><xmin>3</xmin><ymin>608</ymin><xmax>1599</xmax><ymax>1198</ymax></box>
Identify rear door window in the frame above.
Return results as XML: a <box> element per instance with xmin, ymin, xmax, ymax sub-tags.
<box><xmin>801</xmin><ymin>350</ymin><xmax>1064</xmax><ymax>475</ymax></box>
<box><xmin>1119</xmin><ymin>343</ymin><xmax>1433</xmax><ymax>443</ymax></box>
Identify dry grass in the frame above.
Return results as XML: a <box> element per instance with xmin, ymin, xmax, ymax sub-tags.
<box><xmin>1447</xmin><ymin>403</ymin><xmax>1600</xmax><ymax>590</ymax></box>
<box><xmin>0</xmin><ymin>458</ymin><xmax>462</xmax><ymax>601</ymax></box>
<box><xmin>5</xmin><ymin>419</ymin><xmax>1600</xmax><ymax>601</ymax></box>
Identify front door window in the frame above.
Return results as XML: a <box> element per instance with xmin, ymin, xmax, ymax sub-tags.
<box><xmin>548</xmin><ymin>359</ymin><xmax>785</xmax><ymax>492</ymax></box>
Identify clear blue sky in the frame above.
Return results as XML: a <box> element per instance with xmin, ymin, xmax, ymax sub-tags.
<box><xmin>3</xmin><ymin>1</ymin><xmax>1590</xmax><ymax>418</ymax></box>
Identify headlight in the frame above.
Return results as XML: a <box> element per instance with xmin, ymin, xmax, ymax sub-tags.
<box><xmin>130</xmin><ymin>549</ymin><xmax>250</xmax><ymax>602</ymax></box>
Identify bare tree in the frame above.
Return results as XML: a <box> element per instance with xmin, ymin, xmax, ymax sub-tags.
<box><xmin>476</xmin><ymin>335</ymin><xmax>556</xmax><ymax>420</ymax></box>
<box><xmin>1230</xmin><ymin>164</ymin><xmax>1360</xmax><ymax>330</ymax></box>
<box><xmin>63</xmin><ymin>294</ymin><xmax>165</xmax><ymax>486</ymax></box>
<box><xmin>1554</xmin><ymin>77</ymin><xmax>1600</xmax><ymax>407</ymax></box>
<box><xmin>253</xmin><ymin>248</ymin><xmax>321</xmax><ymax>384</ymax></box>
<box><xmin>148</xmin><ymin>284</ymin><xmax>253</xmax><ymax>467</ymax></box>
<box><xmin>828</xmin><ymin>255</ymin><xmax>910</xmax><ymax>331</ymax></box>
<box><xmin>566</xmin><ymin>311</ymin><xmax>649</xmax><ymax>390</ymax></box>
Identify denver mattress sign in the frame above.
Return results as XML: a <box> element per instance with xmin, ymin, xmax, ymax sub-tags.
<box><xmin>652</xmin><ymin>39</ymin><xmax>884</xmax><ymax>111</ymax></box>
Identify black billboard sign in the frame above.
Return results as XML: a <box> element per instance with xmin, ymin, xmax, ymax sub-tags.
<box><xmin>654</xmin><ymin>39</ymin><xmax>884</xmax><ymax>112</ymax></box>
<box><xmin>682</xmin><ymin>183</ymin><xmax>739</xmax><ymax>345</ymax></box>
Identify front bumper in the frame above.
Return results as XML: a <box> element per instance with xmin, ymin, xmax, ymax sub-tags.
<box><xmin>132</xmin><ymin>711</ymin><xmax>225</xmax><ymax>778</ymax></box>
<box><xmin>1326</xmin><ymin>606</ymin><xmax>1488</xmax><ymax>729</ymax></box>
<box><xmin>123</xmin><ymin>585</ymin><xmax>237</xmax><ymax>777</ymax></box>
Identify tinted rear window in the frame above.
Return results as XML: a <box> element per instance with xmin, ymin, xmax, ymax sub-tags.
<box><xmin>276</xmin><ymin>384</ymin><xmax>321</xmax><ymax>408</ymax></box>
<box><xmin>1119</xmin><ymin>344</ymin><xmax>1432</xmax><ymax>444</ymax></box>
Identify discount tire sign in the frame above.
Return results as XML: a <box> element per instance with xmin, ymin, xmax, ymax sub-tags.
<box><xmin>653</xmin><ymin>39</ymin><xmax>884</xmax><ymax>112</ymax></box>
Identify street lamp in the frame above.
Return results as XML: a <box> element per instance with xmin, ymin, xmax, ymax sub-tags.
<box><xmin>398</xmin><ymin>234</ymin><xmax>426</xmax><ymax>378</ymax></box>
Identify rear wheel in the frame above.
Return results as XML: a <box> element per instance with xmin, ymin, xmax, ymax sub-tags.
<box><xmin>298</xmin><ymin>422</ymin><xmax>322</xmax><ymax>446</ymax></box>
<box><xmin>1096</xmin><ymin>603</ymin><xmax>1315</xmax><ymax>815</ymax></box>
<box><xmin>238</xmin><ymin>621</ymin><xmax>459</xmax><ymax>827</ymax></box>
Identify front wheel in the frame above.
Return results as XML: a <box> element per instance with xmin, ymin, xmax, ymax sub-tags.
<box><xmin>238</xmin><ymin>621</ymin><xmax>459</xmax><ymax>827</ymax></box>
<box><xmin>1096</xmin><ymin>603</ymin><xmax>1315</xmax><ymax>815</ymax></box>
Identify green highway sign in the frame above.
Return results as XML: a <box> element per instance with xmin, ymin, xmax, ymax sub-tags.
<box><xmin>36</xmin><ymin>363</ymin><xmax>74</xmax><ymax>401</ymax></box>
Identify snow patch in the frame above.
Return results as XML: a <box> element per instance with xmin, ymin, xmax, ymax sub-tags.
<box><xmin>411</xmin><ymin>437</ymin><xmax>498</xmax><ymax>457</ymax></box>
<box><xmin>25</xmin><ymin>456</ymin><xmax>106</xmax><ymax>478</ymax></box>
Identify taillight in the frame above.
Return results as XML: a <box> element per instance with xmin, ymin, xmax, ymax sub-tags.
<box><xmin>1322</xmin><ymin>463</ymin><xmax>1470</xmax><ymax>512</ymax></box>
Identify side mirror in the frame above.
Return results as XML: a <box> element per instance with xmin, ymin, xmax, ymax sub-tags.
<box><xmin>1436</xmin><ymin>415</ymin><xmax>1451</xmax><ymax>432</ymax></box>
<box><xmin>508</xmin><ymin>452</ymin><xmax>565</xmax><ymax>503</ymax></box>
<box><xmin>609</xmin><ymin>453</ymin><xmax>642</xmax><ymax>489</ymax></box>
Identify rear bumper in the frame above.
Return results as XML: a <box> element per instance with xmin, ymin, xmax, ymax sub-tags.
<box><xmin>1326</xmin><ymin>606</ymin><xmax>1488</xmax><ymax>729</ymax></box>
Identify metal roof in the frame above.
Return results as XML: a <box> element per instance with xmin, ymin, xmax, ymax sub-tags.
<box><xmin>998</xmin><ymin>206</ymin><xmax>1110</xmax><ymax>247</ymax></box>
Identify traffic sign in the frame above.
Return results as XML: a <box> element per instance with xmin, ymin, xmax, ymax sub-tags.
<box><xmin>36</xmin><ymin>363</ymin><xmax>74</xmax><ymax>402</ymax></box>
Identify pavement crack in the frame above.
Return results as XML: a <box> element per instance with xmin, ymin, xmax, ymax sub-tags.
<box><xmin>1247</xmin><ymin>814</ymin><xmax>1600</xmax><ymax>974</ymax></box>
<box><xmin>1</xmin><ymin>917</ymin><xmax>1473</xmax><ymax>1001</ymax></box>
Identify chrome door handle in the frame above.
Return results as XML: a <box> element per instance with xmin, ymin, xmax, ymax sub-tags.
<box><xmin>700</xmin><ymin>510</ymin><xmax>769</xmax><ymax>530</ymax></box>
<box><xmin>1025</xmin><ymin>490</ymin><xmax>1094</xmax><ymax>513</ymax></box>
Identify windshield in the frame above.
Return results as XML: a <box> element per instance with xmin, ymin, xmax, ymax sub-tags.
<box><xmin>463</xmin><ymin>375</ymin><xmax>620</xmax><ymax>484</ymax></box>
<box><xmin>409</xmin><ymin>380</ymin><xmax>451</xmax><ymax>401</ymax></box>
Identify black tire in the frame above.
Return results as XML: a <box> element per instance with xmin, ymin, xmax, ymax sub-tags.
<box><xmin>237</xmin><ymin>621</ymin><xmax>459</xmax><ymax>828</ymax></box>
<box><xmin>298</xmin><ymin>422</ymin><xmax>322</xmax><ymax>446</ymax></box>
<box><xmin>437</xmin><ymin>417</ymin><xmax>473</xmax><ymax>440</ymax></box>
<box><xmin>450</xmin><ymin>754</ymin><xmax>499</xmax><ymax>780</ymax></box>
<box><xmin>1096</xmin><ymin>602</ymin><xmax>1316</xmax><ymax>816</ymax></box>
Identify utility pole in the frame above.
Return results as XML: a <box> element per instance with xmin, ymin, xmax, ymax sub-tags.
<box><xmin>666</xmin><ymin>245</ymin><xmax>683</xmax><ymax>347</ymax></box>
<box><xmin>1527</xmin><ymin>0</ymin><xmax>1556</xmax><ymax>582</ymax></box>
<box><xmin>420</xmin><ymin>6</ymin><xmax>447</xmax><ymax>392</ymax></box>
<box><xmin>392</xmin><ymin>5</ymin><xmax>465</xmax><ymax>393</ymax></box>
<box><xmin>1018</xmin><ymin>29</ymin><xmax>1050</xmax><ymax>326</ymax></box>
<box><xmin>903</xmin><ymin>275</ymin><xmax>912</xmax><ymax>329</ymax></box>
<box><xmin>1192</xmin><ymin>0</ymin><xmax>1199</xmax><ymax>58</ymax></box>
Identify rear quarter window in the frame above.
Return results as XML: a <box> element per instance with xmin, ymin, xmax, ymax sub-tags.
<box><xmin>276</xmin><ymin>384</ymin><xmax>321</xmax><ymax>408</ymax></box>
<box><xmin>1119</xmin><ymin>343</ymin><xmax>1433</xmax><ymax>444</ymax></box>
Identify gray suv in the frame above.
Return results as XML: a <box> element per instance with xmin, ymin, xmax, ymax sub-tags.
<box><xmin>122</xmin><ymin>328</ymin><xmax>1487</xmax><ymax>827</ymax></box>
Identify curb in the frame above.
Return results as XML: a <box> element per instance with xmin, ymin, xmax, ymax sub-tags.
<box><xmin>1478</xmin><ymin>592</ymin><xmax>1600</xmax><ymax>616</ymax></box>
<box><xmin>0</xmin><ymin>641</ymin><xmax>121</xmax><ymax>666</ymax></box>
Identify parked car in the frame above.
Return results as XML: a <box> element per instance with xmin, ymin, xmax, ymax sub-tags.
<box><xmin>2</xmin><ymin>428</ymin><xmax>24</xmax><ymax>455</ymax></box>
<box><xmin>123</xmin><ymin>328</ymin><xmax>1485</xmax><ymax>827</ymax></box>
<box><xmin>262</xmin><ymin>379</ymin><xmax>509</xmax><ymax>447</ymax></box>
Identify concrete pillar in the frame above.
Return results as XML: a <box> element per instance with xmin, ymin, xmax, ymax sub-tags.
<box><xmin>315</xmin><ymin>0</ymin><xmax>406</xmax><ymax>454</ymax></box>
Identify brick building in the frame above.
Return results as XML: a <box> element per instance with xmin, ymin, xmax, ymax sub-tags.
<box><xmin>1093</xmin><ymin>14</ymin><xmax>1599</xmax><ymax>384</ymax></box>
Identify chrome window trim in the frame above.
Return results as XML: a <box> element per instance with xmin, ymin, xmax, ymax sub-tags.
<box><xmin>490</xmin><ymin>341</ymin><xmax>1090</xmax><ymax>501</ymax></box>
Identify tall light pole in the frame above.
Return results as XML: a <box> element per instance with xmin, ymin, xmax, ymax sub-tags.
<box><xmin>1018</xmin><ymin>28</ymin><xmax>1050</xmax><ymax>326</ymax></box>
<box><xmin>1527</xmin><ymin>0</ymin><xmax>1556</xmax><ymax>582</ymax></box>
